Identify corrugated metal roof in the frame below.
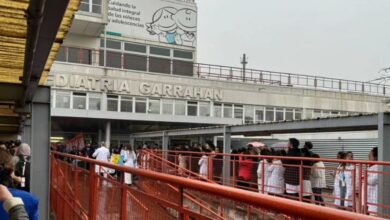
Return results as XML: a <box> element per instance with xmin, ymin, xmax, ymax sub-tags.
<box><xmin>0</xmin><ymin>0</ymin><xmax>79</xmax><ymax>84</ymax></box>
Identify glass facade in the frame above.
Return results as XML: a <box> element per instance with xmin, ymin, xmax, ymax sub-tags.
<box><xmin>73</xmin><ymin>93</ymin><xmax>86</xmax><ymax>109</ymax></box>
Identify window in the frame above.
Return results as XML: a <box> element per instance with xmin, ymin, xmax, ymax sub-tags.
<box><xmin>322</xmin><ymin>111</ymin><xmax>331</xmax><ymax>117</ymax></box>
<box><xmin>55</xmin><ymin>91</ymin><xmax>70</xmax><ymax>108</ymax></box>
<box><xmin>313</xmin><ymin>110</ymin><xmax>322</xmax><ymax>118</ymax></box>
<box><xmin>244</xmin><ymin>105</ymin><xmax>254</xmax><ymax>124</ymax></box>
<box><xmin>199</xmin><ymin>102</ymin><xmax>210</xmax><ymax>117</ymax></box>
<box><xmin>173</xmin><ymin>60</ymin><xmax>193</xmax><ymax>76</ymax></box>
<box><xmin>187</xmin><ymin>101</ymin><xmax>198</xmax><ymax>116</ymax></box>
<box><xmin>275</xmin><ymin>108</ymin><xmax>284</xmax><ymax>121</ymax></box>
<box><xmin>56</xmin><ymin>47</ymin><xmax>66</xmax><ymax>62</ymax></box>
<box><xmin>331</xmin><ymin>111</ymin><xmax>339</xmax><ymax>116</ymax></box>
<box><xmin>135</xmin><ymin>97</ymin><xmax>147</xmax><ymax>113</ymax></box>
<box><xmin>123</xmin><ymin>54</ymin><xmax>147</xmax><ymax>71</ymax></box>
<box><xmin>107</xmin><ymin>95</ymin><xmax>118</xmax><ymax>111</ymax></box>
<box><xmin>214</xmin><ymin>103</ymin><xmax>222</xmax><ymax>118</ymax></box>
<box><xmin>175</xmin><ymin>100</ymin><xmax>186</xmax><ymax>115</ymax></box>
<box><xmin>162</xmin><ymin>99</ymin><xmax>174</xmax><ymax>115</ymax></box>
<box><xmin>285</xmin><ymin>108</ymin><xmax>294</xmax><ymax>121</ymax></box>
<box><xmin>149</xmin><ymin>57</ymin><xmax>171</xmax><ymax>74</ymax></box>
<box><xmin>101</xmin><ymin>39</ymin><xmax>121</xmax><ymax>50</ymax></box>
<box><xmin>295</xmin><ymin>109</ymin><xmax>302</xmax><ymax>120</ymax></box>
<box><xmin>80</xmin><ymin>0</ymin><xmax>101</xmax><ymax>13</ymax></box>
<box><xmin>73</xmin><ymin>93</ymin><xmax>86</xmax><ymax>109</ymax></box>
<box><xmin>234</xmin><ymin>105</ymin><xmax>243</xmax><ymax>120</ymax></box>
<box><xmin>150</xmin><ymin>47</ymin><xmax>170</xmax><ymax>56</ymax></box>
<box><xmin>265</xmin><ymin>107</ymin><xmax>274</xmax><ymax>121</ymax></box>
<box><xmin>305</xmin><ymin>109</ymin><xmax>314</xmax><ymax>119</ymax></box>
<box><xmin>148</xmin><ymin>98</ymin><xmax>160</xmax><ymax>114</ymax></box>
<box><xmin>88</xmin><ymin>93</ymin><xmax>101</xmax><ymax>110</ymax></box>
<box><xmin>105</xmin><ymin>51</ymin><xmax>122</xmax><ymax>68</ymax></box>
<box><xmin>173</xmin><ymin>50</ymin><xmax>193</xmax><ymax>59</ymax></box>
<box><xmin>223</xmin><ymin>104</ymin><xmax>232</xmax><ymax>118</ymax></box>
<box><xmin>124</xmin><ymin>43</ymin><xmax>146</xmax><ymax>53</ymax></box>
<box><xmin>255</xmin><ymin>106</ymin><xmax>264</xmax><ymax>122</ymax></box>
<box><xmin>121</xmin><ymin>96</ymin><xmax>133</xmax><ymax>112</ymax></box>
<box><xmin>68</xmin><ymin>47</ymin><xmax>91</xmax><ymax>64</ymax></box>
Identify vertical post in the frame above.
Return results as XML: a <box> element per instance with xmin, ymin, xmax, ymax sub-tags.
<box><xmin>105</xmin><ymin>121</ymin><xmax>111</xmax><ymax>148</ymax></box>
<box><xmin>129</xmin><ymin>135</ymin><xmax>135</xmax><ymax>148</ymax></box>
<box><xmin>299</xmin><ymin>161</ymin><xmax>303</xmax><ymax>202</ymax></box>
<box><xmin>179</xmin><ymin>186</ymin><xmax>184</xmax><ymax>220</ymax></box>
<box><xmin>358</xmin><ymin>163</ymin><xmax>363</xmax><ymax>213</ymax></box>
<box><xmin>222</xmin><ymin>126</ymin><xmax>231</xmax><ymax>186</ymax></box>
<box><xmin>378</xmin><ymin>112</ymin><xmax>390</xmax><ymax>215</ymax></box>
<box><xmin>30</xmin><ymin>87</ymin><xmax>51</xmax><ymax>220</ymax></box>
<box><xmin>213</xmin><ymin>136</ymin><xmax>218</xmax><ymax>148</ymax></box>
<box><xmin>103</xmin><ymin>24</ymin><xmax>107</xmax><ymax>67</ymax></box>
<box><xmin>162</xmin><ymin>132</ymin><xmax>169</xmax><ymax>159</ymax></box>
<box><xmin>241</xmin><ymin>54</ymin><xmax>247</xmax><ymax>82</ymax></box>
<box><xmin>89</xmin><ymin>164</ymin><xmax>98</xmax><ymax>220</ymax></box>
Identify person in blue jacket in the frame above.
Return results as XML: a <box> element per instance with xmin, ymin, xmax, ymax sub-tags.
<box><xmin>0</xmin><ymin>149</ymin><xmax>39</xmax><ymax>220</ymax></box>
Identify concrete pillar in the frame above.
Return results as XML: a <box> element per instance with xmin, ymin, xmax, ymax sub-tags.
<box><xmin>222</xmin><ymin>126</ymin><xmax>231</xmax><ymax>186</ymax></box>
<box><xmin>98</xmin><ymin>129</ymin><xmax>103</xmax><ymax>144</ymax></box>
<box><xmin>378</xmin><ymin>112</ymin><xmax>390</xmax><ymax>214</ymax></box>
<box><xmin>129</xmin><ymin>135</ymin><xmax>135</xmax><ymax>148</ymax></box>
<box><xmin>213</xmin><ymin>136</ymin><xmax>218</xmax><ymax>147</ymax></box>
<box><xmin>162</xmin><ymin>132</ymin><xmax>169</xmax><ymax>160</ymax></box>
<box><xmin>105</xmin><ymin>121</ymin><xmax>111</xmax><ymax>148</ymax></box>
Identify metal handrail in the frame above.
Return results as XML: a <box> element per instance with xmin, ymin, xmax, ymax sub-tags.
<box><xmin>51</xmin><ymin>151</ymin><xmax>378</xmax><ymax>220</ymax></box>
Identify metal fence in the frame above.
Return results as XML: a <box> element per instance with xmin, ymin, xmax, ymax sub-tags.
<box><xmin>50</xmin><ymin>151</ymin><xmax>378</xmax><ymax>220</ymax></box>
<box><xmin>139</xmin><ymin>149</ymin><xmax>390</xmax><ymax>218</ymax></box>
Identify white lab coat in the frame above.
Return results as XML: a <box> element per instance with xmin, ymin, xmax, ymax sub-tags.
<box><xmin>121</xmin><ymin>149</ymin><xmax>137</xmax><ymax>184</ymax></box>
<box><xmin>310</xmin><ymin>161</ymin><xmax>326</xmax><ymax>188</ymax></box>
<box><xmin>363</xmin><ymin>164</ymin><xmax>379</xmax><ymax>214</ymax></box>
<box><xmin>257</xmin><ymin>159</ymin><xmax>270</xmax><ymax>193</ymax></box>
<box><xmin>92</xmin><ymin>146</ymin><xmax>110</xmax><ymax>174</ymax></box>
<box><xmin>267</xmin><ymin>160</ymin><xmax>285</xmax><ymax>194</ymax></box>
<box><xmin>344</xmin><ymin>164</ymin><xmax>355</xmax><ymax>207</ymax></box>
<box><xmin>334</xmin><ymin>164</ymin><xmax>347</xmax><ymax>207</ymax></box>
<box><xmin>198</xmin><ymin>155</ymin><xmax>208</xmax><ymax>178</ymax></box>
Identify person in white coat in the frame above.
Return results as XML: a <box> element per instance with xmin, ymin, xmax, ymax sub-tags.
<box><xmin>92</xmin><ymin>142</ymin><xmax>110</xmax><ymax>177</ymax></box>
<box><xmin>267</xmin><ymin>150</ymin><xmax>285</xmax><ymax>195</ymax></box>
<box><xmin>198</xmin><ymin>149</ymin><xmax>210</xmax><ymax>179</ymax></box>
<box><xmin>344</xmin><ymin>151</ymin><xmax>355</xmax><ymax>208</ymax></box>
<box><xmin>310</xmin><ymin>154</ymin><xmax>326</xmax><ymax>206</ymax></box>
<box><xmin>364</xmin><ymin>147</ymin><xmax>379</xmax><ymax>215</ymax></box>
<box><xmin>120</xmin><ymin>145</ymin><xmax>137</xmax><ymax>185</ymax></box>
<box><xmin>334</xmin><ymin>152</ymin><xmax>347</xmax><ymax>208</ymax></box>
<box><xmin>257</xmin><ymin>149</ymin><xmax>271</xmax><ymax>193</ymax></box>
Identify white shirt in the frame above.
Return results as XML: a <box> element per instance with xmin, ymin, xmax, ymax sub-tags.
<box><xmin>267</xmin><ymin>160</ymin><xmax>285</xmax><ymax>194</ymax></box>
<box><xmin>310</xmin><ymin>161</ymin><xmax>326</xmax><ymax>188</ymax></box>
<box><xmin>198</xmin><ymin>155</ymin><xmax>208</xmax><ymax>177</ymax></box>
<box><xmin>257</xmin><ymin>159</ymin><xmax>270</xmax><ymax>192</ymax></box>
<box><xmin>92</xmin><ymin>146</ymin><xmax>110</xmax><ymax>173</ymax></box>
<box><xmin>121</xmin><ymin>150</ymin><xmax>137</xmax><ymax>167</ymax></box>
<box><xmin>365</xmin><ymin>164</ymin><xmax>379</xmax><ymax>214</ymax></box>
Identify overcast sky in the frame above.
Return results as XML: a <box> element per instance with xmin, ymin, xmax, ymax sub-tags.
<box><xmin>196</xmin><ymin>0</ymin><xmax>390</xmax><ymax>82</ymax></box>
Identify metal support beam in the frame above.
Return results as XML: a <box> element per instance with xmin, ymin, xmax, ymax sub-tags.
<box><xmin>162</xmin><ymin>131</ymin><xmax>169</xmax><ymax>160</ymax></box>
<box><xmin>222</xmin><ymin>126</ymin><xmax>231</xmax><ymax>186</ymax></box>
<box><xmin>378</xmin><ymin>113</ymin><xmax>390</xmax><ymax>214</ymax></box>
<box><xmin>105</xmin><ymin>121</ymin><xmax>111</xmax><ymax>148</ymax></box>
<box><xmin>29</xmin><ymin>87</ymin><xmax>50</xmax><ymax>220</ymax></box>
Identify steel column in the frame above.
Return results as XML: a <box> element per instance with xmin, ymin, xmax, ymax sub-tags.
<box><xmin>378</xmin><ymin>112</ymin><xmax>390</xmax><ymax>215</ymax></box>
<box><xmin>222</xmin><ymin>126</ymin><xmax>231</xmax><ymax>186</ymax></box>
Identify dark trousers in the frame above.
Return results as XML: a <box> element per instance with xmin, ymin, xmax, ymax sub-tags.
<box><xmin>312</xmin><ymin>187</ymin><xmax>324</xmax><ymax>206</ymax></box>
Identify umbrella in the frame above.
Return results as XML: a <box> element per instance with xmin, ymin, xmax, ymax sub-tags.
<box><xmin>247</xmin><ymin>141</ymin><xmax>266</xmax><ymax>148</ymax></box>
<box><xmin>271</xmin><ymin>142</ymin><xmax>289</xmax><ymax>149</ymax></box>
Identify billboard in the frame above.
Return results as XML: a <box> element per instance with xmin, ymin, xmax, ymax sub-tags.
<box><xmin>107</xmin><ymin>0</ymin><xmax>197</xmax><ymax>47</ymax></box>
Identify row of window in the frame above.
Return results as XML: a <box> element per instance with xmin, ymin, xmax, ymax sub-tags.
<box><xmin>52</xmin><ymin>91</ymin><xmax>353</xmax><ymax>123</ymax></box>
<box><xmin>56</xmin><ymin>46</ymin><xmax>194</xmax><ymax>76</ymax></box>
<box><xmin>80</xmin><ymin>0</ymin><xmax>102</xmax><ymax>14</ymax></box>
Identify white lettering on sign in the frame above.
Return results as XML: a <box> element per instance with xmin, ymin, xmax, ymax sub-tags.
<box><xmin>54</xmin><ymin>74</ymin><xmax>223</xmax><ymax>101</ymax></box>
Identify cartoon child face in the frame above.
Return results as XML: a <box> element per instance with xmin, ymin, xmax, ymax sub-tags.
<box><xmin>149</xmin><ymin>7</ymin><xmax>177</xmax><ymax>33</ymax></box>
<box><xmin>174</xmin><ymin>9</ymin><xmax>197</xmax><ymax>33</ymax></box>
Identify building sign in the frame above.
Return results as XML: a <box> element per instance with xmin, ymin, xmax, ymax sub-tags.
<box><xmin>107</xmin><ymin>0</ymin><xmax>197</xmax><ymax>47</ymax></box>
<box><xmin>53</xmin><ymin>74</ymin><xmax>222</xmax><ymax>101</ymax></box>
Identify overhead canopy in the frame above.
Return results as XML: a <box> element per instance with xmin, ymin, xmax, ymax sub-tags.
<box><xmin>0</xmin><ymin>0</ymin><xmax>80</xmax><ymax>135</ymax></box>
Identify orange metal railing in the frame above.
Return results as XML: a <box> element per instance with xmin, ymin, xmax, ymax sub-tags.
<box><xmin>138</xmin><ymin>149</ymin><xmax>390</xmax><ymax>218</ymax></box>
<box><xmin>50</xmin><ymin>151</ymin><xmax>381</xmax><ymax>220</ymax></box>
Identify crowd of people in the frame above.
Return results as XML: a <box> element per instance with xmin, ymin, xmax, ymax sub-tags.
<box><xmin>0</xmin><ymin>140</ymin><xmax>38</xmax><ymax>220</ymax></box>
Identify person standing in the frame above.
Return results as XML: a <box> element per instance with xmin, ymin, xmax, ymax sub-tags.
<box><xmin>310</xmin><ymin>154</ymin><xmax>326</xmax><ymax>205</ymax></box>
<box><xmin>257</xmin><ymin>148</ymin><xmax>271</xmax><ymax>193</ymax></box>
<box><xmin>198</xmin><ymin>149</ymin><xmax>209</xmax><ymax>179</ymax></box>
<box><xmin>334</xmin><ymin>152</ymin><xmax>347</xmax><ymax>208</ymax></box>
<box><xmin>238</xmin><ymin>150</ymin><xmax>255</xmax><ymax>189</ymax></box>
<box><xmin>92</xmin><ymin>142</ymin><xmax>110</xmax><ymax>177</ymax></box>
<box><xmin>121</xmin><ymin>145</ymin><xmax>137</xmax><ymax>185</ymax></box>
<box><xmin>13</xmin><ymin>144</ymin><xmax>31</xmax><ymax>192</ymax></box>
<box><xmin>267</xmin><ymin>150</ymin><xmax>285</xmax><ymax>196</ymax></box>
<box><xmin>283</xmin><ymin>138</ymin><xmax>302</xmax><ymax>199</ymax></box>
<box><xmin>363</xmin><ymin>147</ymin><xmax>379</xmax><ymax>215</ymax></box>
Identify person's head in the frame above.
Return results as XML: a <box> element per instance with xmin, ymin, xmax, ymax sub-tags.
<box><xmin>304</xmin><ymin>142</ymin><xmax>313</xmax><ymax>150</ymax></box>
<box><xmin>312</xmin><ymin>153</ymin><xmax>321</xmax><ymax>162</ymax></box>
<box><xmin>288</xmin><ymin>138</ymin><xmax>300</xmax><ymax>149</ymax></box>
<box><xmin>16</xmin><ymin>143</ymin><xmax>31</xmax><ymax>157</ymax></box>
<box><xmin>15</xmin><ymin>140</ymin><xmax>21</xmax><ymax>147</ymax></box>
<box><xmin>345</xmin><ymin>151</ymin><xmax>353</xmax><ymax>160</ymax></box>
<box><xmin>272</xmin><ymin>150</ymin><xmax>283</xmax><ymax>158</ymax></box>
<box><xmin>369</xmin><ymin>147</ymin><xmax>378</xmax><ymax>161</ymax></box>
<box><xmin>0</xmin><ymin>149</ymin><xmax>14</xmax><ymax>187</ymax></box>
<box><xmin>280</xmin><ymin>149</ymin><xmax>287</xmax><ymax>156</ymax></box>
<box><xmin>337</xmin><ymin>151</ymin><xmax>344</xmax><ymax>159</ymax></box>
<box><xmin>247</xmin><ymin>144</ymin><xmax>254</xmax><ymax>151</ymax></box>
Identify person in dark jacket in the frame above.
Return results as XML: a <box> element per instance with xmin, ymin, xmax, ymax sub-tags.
<box><xmin>283</xmin><ymin>138</ymin><xmax>302</xmax><ymax>199</ymax></box>
<box><xmin>14</xmin><ymin>143</ymin><xmax>31</xmax><ymax>192</ymax></box>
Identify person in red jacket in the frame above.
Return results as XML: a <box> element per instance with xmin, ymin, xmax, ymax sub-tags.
<box><xmin>238</xmin><ymin>150</ymin><xmax>255</xmax><ymax>189</ymax></box>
